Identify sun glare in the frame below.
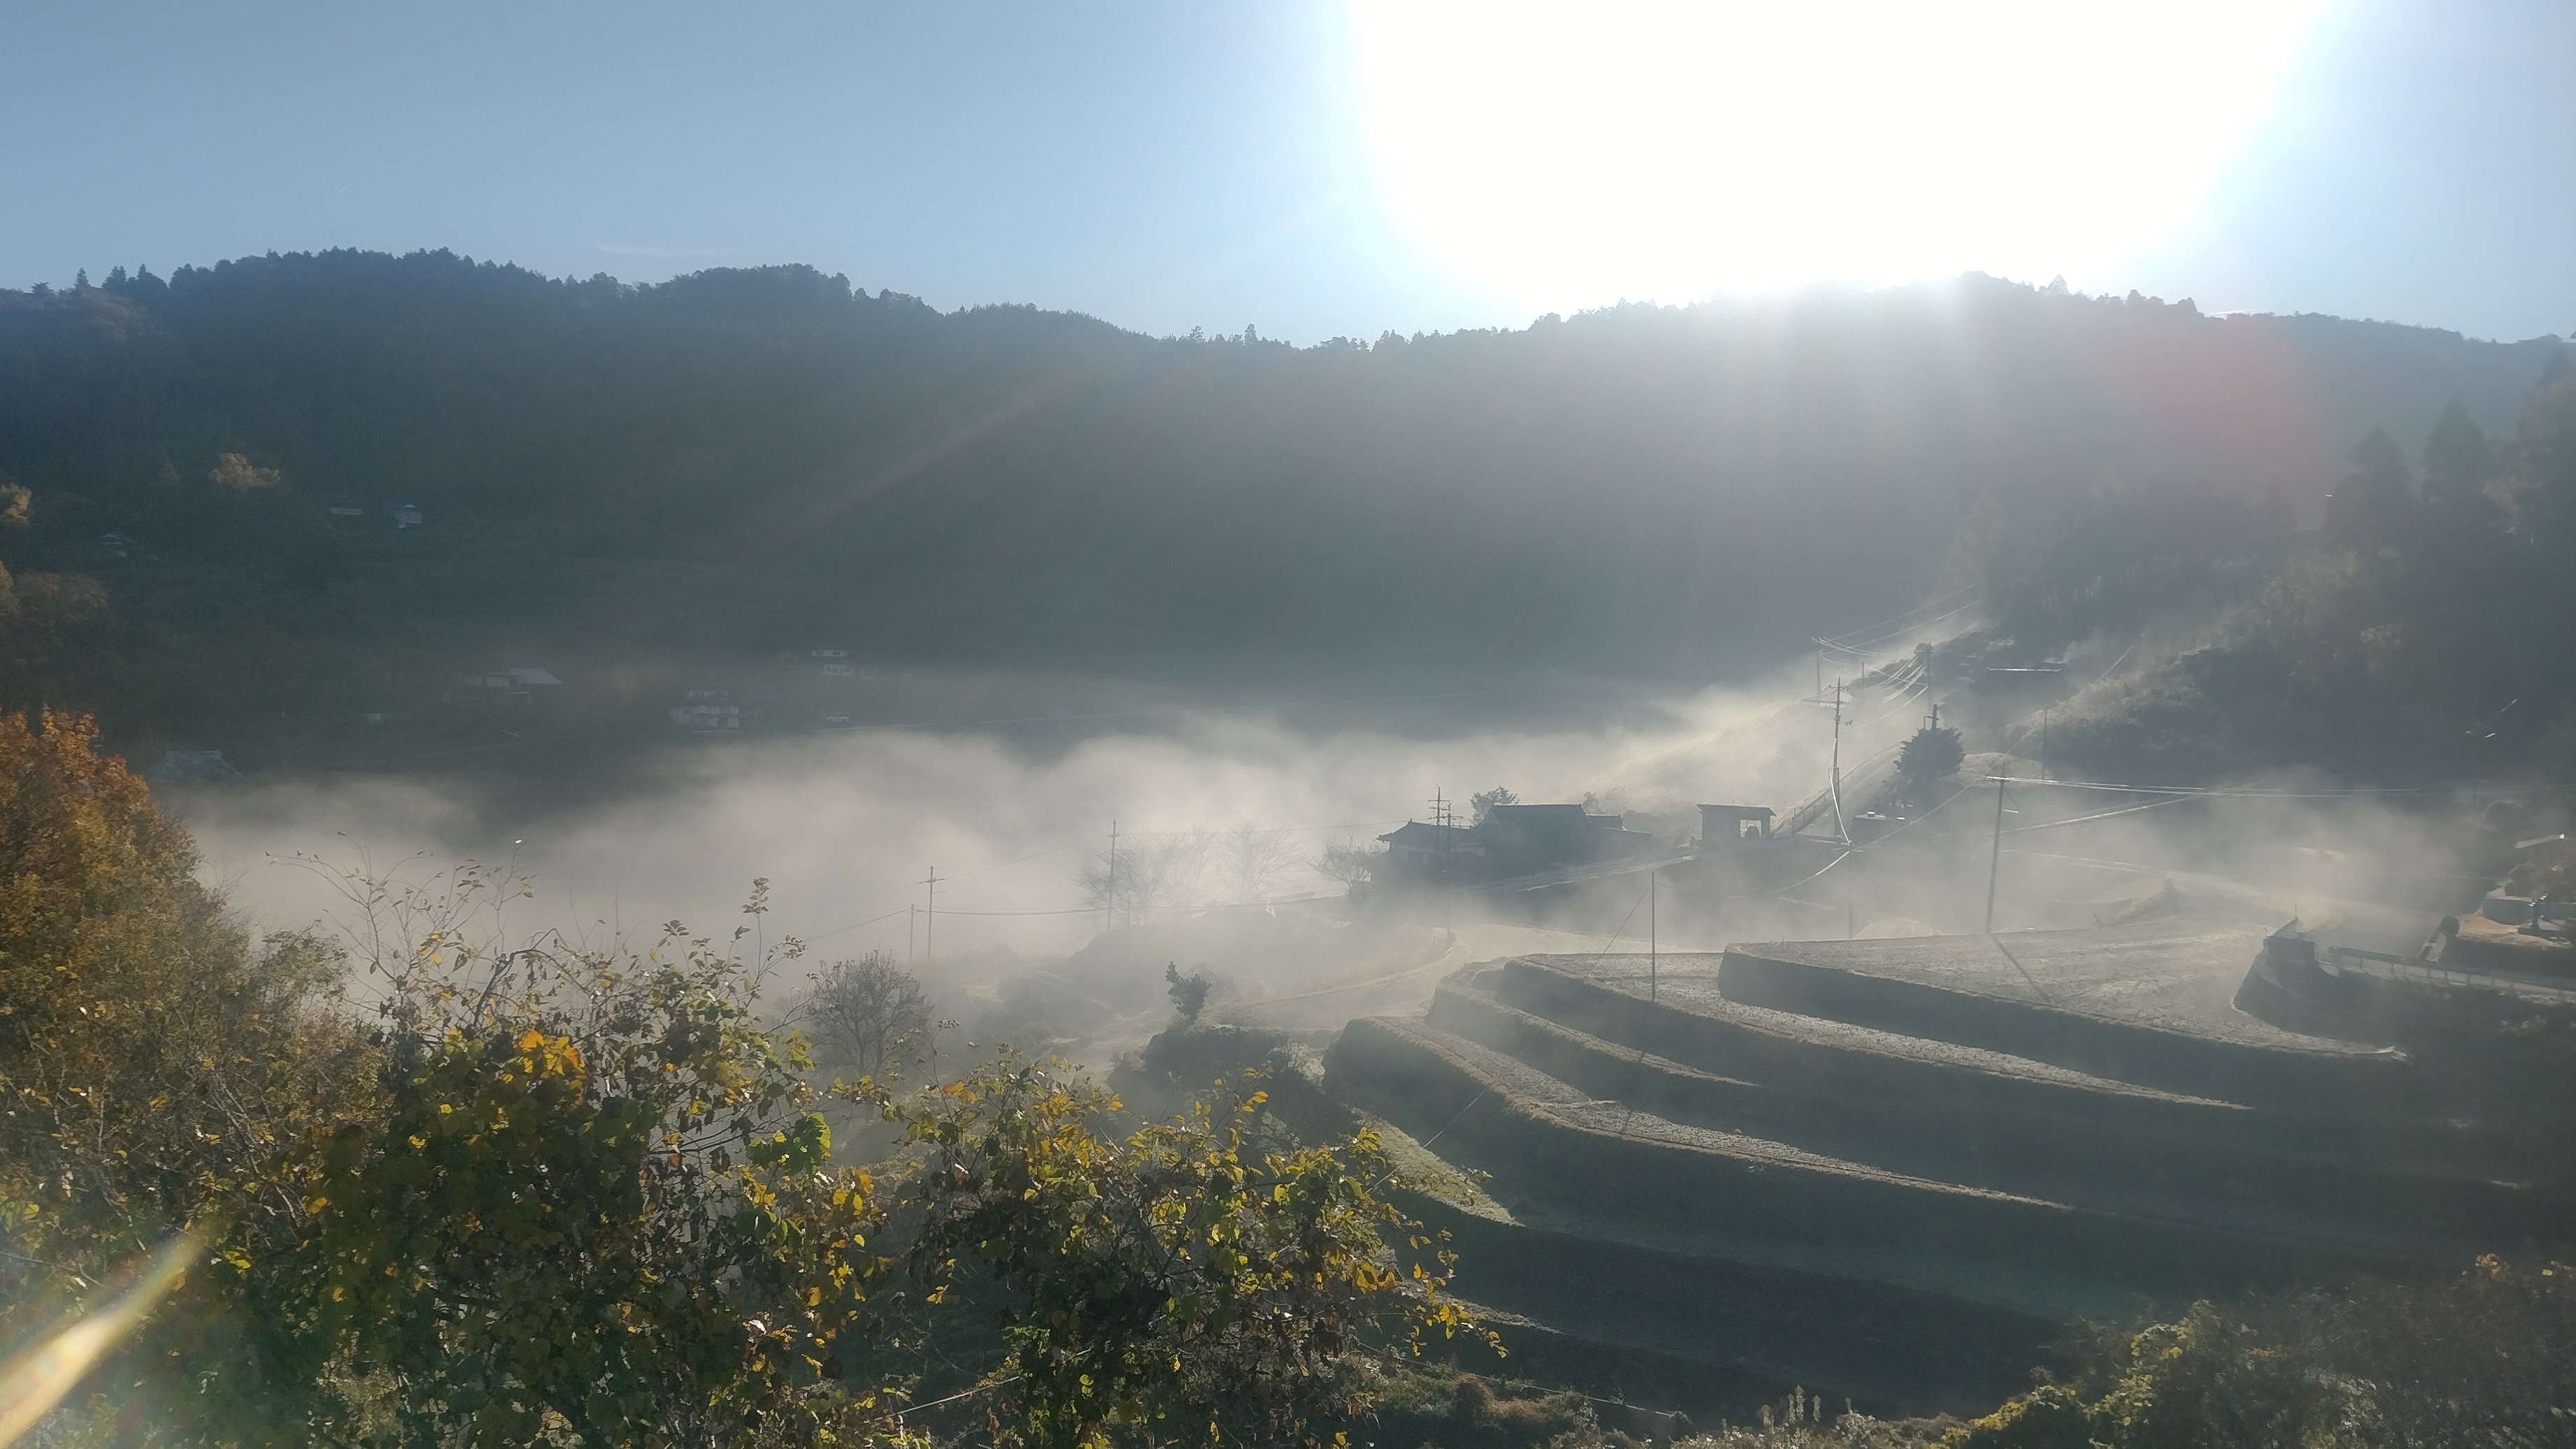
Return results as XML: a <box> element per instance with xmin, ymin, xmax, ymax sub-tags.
<box><xmin>1350</xmin><ymin>0</ymin><xmax>2334</xmax><ymax>313</ymax></box>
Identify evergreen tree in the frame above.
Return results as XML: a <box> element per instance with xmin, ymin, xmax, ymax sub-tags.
<box><xmin>2422</xmin><ymin>398</ymin><xmax>2496</xmax><ymax>519</ymax></box>
<box><xmin>1896</xmin><ymin>722</ymin><xmax>1965</xmax><ymax>787</ymax></box>
<box><xmin>2324</xmin><ymin>427</ymin><xmax>2414</xmax><ymax>548</ymax></box>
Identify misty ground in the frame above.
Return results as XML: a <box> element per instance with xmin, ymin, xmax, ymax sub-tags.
<box><xmin>156</xmin><ymin>648</ymin><xmax>2519</xmax><ymax>1089</ymax></box>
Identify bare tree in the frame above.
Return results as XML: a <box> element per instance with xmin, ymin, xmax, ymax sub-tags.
<box><xmin>1079</xmin><ymin>829</ymin><xmax>1213</xmax><ymax>925</ymax></box>
<box><xmin>1082</xmin><ymin>844</ymin><xmax>1159</xmax><ymax>926</ymax></box>
<box><xmin>806</xmin><ymin>952</ymin><xmax>934</xmax><ymax>1081</ymax></box>
<box><xmin>1221</xmin><ymin>822</ymin><xmax>1302</xmax><ymax>903</ymax></box>
<box><xmin>1314</xmin><ymin>838</ymin><xmax>1383</xmax><ymax>891</ymax></box>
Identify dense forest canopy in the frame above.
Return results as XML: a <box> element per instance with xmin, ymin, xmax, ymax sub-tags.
<box><xmin>0</xmin><ymin>249</ymin><xmax>2564</xmax><ymax>764</ymax></box>
<box><xmin>2022</xmin><ymin>367</ymin><xmax>2576</xmax><ymax>782</ymax></box>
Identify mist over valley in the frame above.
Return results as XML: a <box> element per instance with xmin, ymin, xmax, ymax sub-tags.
<box><xmin>7</xmin><ymin>240</ymin><xmax>2576</xmax><ymax>1442</ymax></box>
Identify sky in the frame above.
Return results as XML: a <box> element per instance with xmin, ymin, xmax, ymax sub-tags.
<box><xmin>2</xmin><ymin>0</ymin><xmax>2570</xmax><ymax>344</ymax></box>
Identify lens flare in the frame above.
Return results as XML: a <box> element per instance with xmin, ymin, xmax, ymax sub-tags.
<box><xmin>0</xmin><ymin>1232</ymin><xmax>202</xmax><ymax>1447</ymax></box>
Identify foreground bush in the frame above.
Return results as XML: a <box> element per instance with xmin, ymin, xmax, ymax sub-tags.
<box><xmin>0</xmin><ymin>714</ymin><xmax>1473</xmax><ymax>1447</ymax></box>
<box><xmin>280</xmin><ymin>882</ymin><xmax>887</xmax><ymax>1446</ymax></box>
<box><xmin>1949</xmin><ymin>1256</ymin><xmax>2576</xmax><ymax>1448</ymax></box>
<box><xmin>0</xmin><ymin>711</ymin><xmax>373</xmax><ymax>1439</ymax></box>
<box><xmin>893</xmin><ymin>1065</ymin><xmax>1480</xmax><ymax>1449</ymax></box>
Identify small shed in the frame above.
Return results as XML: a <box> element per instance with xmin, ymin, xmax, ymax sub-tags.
<box><xmin>671</xmin><ymin>701</ymin><xmax>745</xmax><ymax>731</ymax></box>
<box><xmin>1698</xmin><ymin>803</ymin><xmax>1775</xmax><ymax>845</ymax></box>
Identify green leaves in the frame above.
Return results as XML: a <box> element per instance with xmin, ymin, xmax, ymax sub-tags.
<box><xmin>1</xmin><ymin>751</ymin><xmax>1494</xmax><ymax>1448</ymax></box>
<box><xmin>892</xmin><ymin>1063</ymin><xmax>1486</xmax><ymax>1449</ymax></box>
<box><xmin>279</xmin><ymin>903</ymin><xmax>890</xmax><ymax>1447</ymax></box>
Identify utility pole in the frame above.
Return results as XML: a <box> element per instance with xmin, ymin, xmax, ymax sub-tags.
<box><xmin>1984</xmin><ymin>777</ymin><xmax>2009</xmax><ymax>935</ymax></box>
<box><xmin>923</xmin><ymin>866</ymin><xmax>939</xmax><ymax>963</ymax></box>
<box><xmin>1431</xmin><ymin>788</ymin><xmax>1455</xmax><ymax>940</ymax></box>
<box><xmin>2466</xmin><ymin>698</ymin><xmax>2518</xmax><ymax>810</ymax></box>
<box><xmin>2040</xmin><ymin>708</ymin><xmax>2051</xmax><ymax>780</ymax></box>
<box><xmin>1105</xmin><ymin>820</ymin><xmax>1119</xmax><ymax>931</ymax></box>
<box><xmin>908</xmin><ymin>903</ymin><xmax>917</xmax><ymax>963</ymax></box>
<box><xmin>1647</xmin><ymin>866</ymin><xmax>1658</xmax><ymax>1003</ymax></box>
<box><xmin>1830</xmin><ymin>678</ymin><xmax>1847</xmax><ymax>845</ymax></box>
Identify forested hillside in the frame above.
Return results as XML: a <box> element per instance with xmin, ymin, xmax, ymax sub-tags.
<box><xmin>2021</xmin><ymin>364</ymin><xmax>2576</xmax><ymax>782</ymax></box>
<box><xmin>0</xmin><ymin>249</ymin><xmax>2563</xmax><ymax>766</ymax></box>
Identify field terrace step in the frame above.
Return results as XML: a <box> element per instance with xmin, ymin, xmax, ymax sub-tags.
<box><xmin>1355</xmin><ymin>1107</ymin><xmax>2058</xmax><ymax>1418</ymax></box>
<box><xmin>1323</xmin><ymin>1015</ymin><xmax>2410</xmax><ymax>1324</ymax></box>
<box><xmin>1712</xmin><ymin>921</ymin><xmax>2409</xmax><ymax>1114</ymax></box>
<box><xmin>1430</xmin><ymin>965</ymin><xmax>2562</xmax><ymax>1258</ymax></box>
<box><xmin>1496</xmin><ymin>955</ymin><xmax>2543</xmax><ymax>1189</ymax></box>
<box><xmin>1390</xmin><ymin>1173</ymin><xmax>2059</xmax><ymax>1418</ymax></box>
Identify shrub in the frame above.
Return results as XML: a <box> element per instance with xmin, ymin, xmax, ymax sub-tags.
<box><xmin>1950</xmin><ymin>1258</ymin><xmax>2576</xmax><ymax>1448</ymax></box>
<box><xmin>0</xmin><ymin>711</ymin><xmax>373</xmax><ymax>1439</ymax></box>
<box><xmin>891</xmin><ymin>1063</ymin><xmax>1485</xmax><ymax>1448</ymax></box>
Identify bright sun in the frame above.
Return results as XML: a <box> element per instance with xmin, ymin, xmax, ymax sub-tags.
<box><xmin>1349</xmin><ymin>0</ymin><xmax>2334</xmax><ymax>313</ymax></box>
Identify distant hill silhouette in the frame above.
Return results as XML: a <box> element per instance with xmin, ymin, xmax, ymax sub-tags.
<box><xmin>0</xmin><ymin>249</ymin><xmax>2565</xmax><ymax>765</ymax></box>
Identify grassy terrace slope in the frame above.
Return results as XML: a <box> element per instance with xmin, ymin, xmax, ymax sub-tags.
<box><xmin>1320</xmin><ymin>922</ymin><xmax>2575</xmax><ymax>1415</ymax></box>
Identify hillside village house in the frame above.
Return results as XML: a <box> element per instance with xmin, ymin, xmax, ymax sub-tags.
<box><xmin>671</xmin><ymin>690</ymin><xmax>745</xmax><ymax>730</ymax></box>
<box><xmin>456</xmin><ymin>666</ymin><xmax>561</xmax><ymax>690</ymax></box>
<box><xmin>453</xmin><ymin>667</ymin><xmax>562</xmax><ymax>706</ymax></box>
<box><xmin>1376</xmin><ymin>802</ymin><xmax>1666</xmax><ymax>887</ymax></box>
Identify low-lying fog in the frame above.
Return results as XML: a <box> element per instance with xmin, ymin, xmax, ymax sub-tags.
<box><xmin>161</xmin><ymin>653</ymin><xmax>2498</xmax><ymax>1075</ymax></box>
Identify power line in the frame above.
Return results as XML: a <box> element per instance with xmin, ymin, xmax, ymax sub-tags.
<box><xmin>1814</xmin><ymin>582</ymin><xmax>1983</xmax><ymax>650</ymax></box>
<box><xmin>922</xmin><ymin>903</ymin><xmax>1105</xmax><ymax>918</ymax></box>
<box><xmin>1984</xmin><ymin>776</ymin><xmax>2012</xmax><ymax>933</ymax></box>
<box><xmin>1983</xmin><ymin>776</ymin><xmax>2419</xmax><ymax>799</ymax></box>
<box><xmin>806</xmin><ymin>905</ymin><xmax>915</xmax><ymax>942</ymax></box>
<box><xmin>1884</xmin><ymin>792</ymin><xmax>2202</xmax><ymax>846</ymax></box>
<box><xmin>806</xmin><ymin>838</ymin><xmax>1091</xmax><ymax>939</ymax></box>
<box><xmin>1112</xmin><ymin>818</ymin><xmax>1409</xmax><ymax>838</ymax></box>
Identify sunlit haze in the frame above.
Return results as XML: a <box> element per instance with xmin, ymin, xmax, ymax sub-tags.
<box><xmin>1353</xmin><ymin>0</ymin><xmax>2332</xmax><ymax>310</ymax></box>
<box><xmin>2</xmin><ymin>0</ymin><xmax>2570</xmax><ymax>340</ymax></box>
<box><xmin>7</xmin><ymin>0</ymin><xmax>2576</xmax><ymax>1439</ymax></box>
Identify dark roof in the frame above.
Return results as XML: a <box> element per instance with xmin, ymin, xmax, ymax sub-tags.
<box><xmin>1377</xmin><ymin>820</ymin><xmax>1482</xmax><ymax>853</ymax></box>
<box><xmin>1484</xmin><ymin>803</ymin><xmax>1589</xmax><ymax>822</ymax></box>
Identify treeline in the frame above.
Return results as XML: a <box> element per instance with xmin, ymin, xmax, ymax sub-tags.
<box><xmin>0</xmin><ymin>249</ymin><xmax>2559</xmax><ymax>761</ymax></box>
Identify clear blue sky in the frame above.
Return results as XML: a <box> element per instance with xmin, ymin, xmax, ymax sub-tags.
<box><xmin>3</xmin><ymin>1</ymin><xmax>2568</xmax><ymax>344</ymax></box>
